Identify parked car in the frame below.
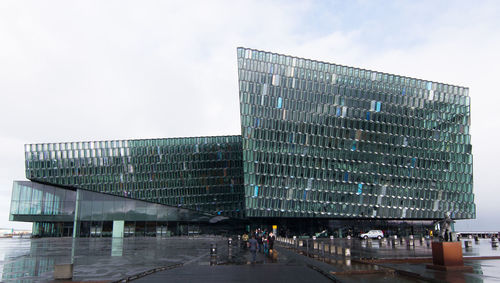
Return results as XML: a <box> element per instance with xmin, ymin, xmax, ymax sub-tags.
<box><xmin>314</xmin><ymin>230</ymin><xmax>330</xmax><ymax>238</ymax></box>
<box><xmin>359</xmin><ymin>230</ymin><xmax>384</xmax><ymax>239</ymax></box>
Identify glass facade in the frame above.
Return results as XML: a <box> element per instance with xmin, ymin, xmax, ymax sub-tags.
<box><xmin>10</xmin><ymin>181</ymin><xmax>213</xmax><ymax>222</ymax></box>
<box><xmin>10</xmin><ymin>47</ymin><xmax>475</xmax><ymax>236</ymax></box>
<box><xmin>10</xmin><ymin>181</ymin><xmax>216</xmax><ymax>237</ymax></box>
<box><xmin>24</xmin><ymin>136</ymin><xmax>244</xmax><ymax>218</ymax></box>
<box><xmin>10</xmin><ymin>181</ymin><xmax>75</xmax><ymax>222</ymax></box>
<box><xmin>237</xmin><ymin>47</ymin><xmax>474</xmax><ymax>219</ymax></box>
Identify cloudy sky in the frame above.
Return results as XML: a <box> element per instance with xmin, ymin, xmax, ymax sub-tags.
<box><xmin>1</xmin><ymin>0</ymin><xmax>499</xmax><ymax>231</ymax></box>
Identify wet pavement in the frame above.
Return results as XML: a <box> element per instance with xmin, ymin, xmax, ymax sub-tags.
<box><xmin>0</xmin><ymin>237</ymin><xmax>499</xmax><ymax>282</ymax></box>
<box><xmin>0</xmin><ymin>236</ymin><xmax>227</xmax><ymax>282</ymax></box>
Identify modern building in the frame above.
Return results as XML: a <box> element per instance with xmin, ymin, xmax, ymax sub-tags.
<box><xmin>9</xmin><ymin>47</ymin><xmax>474</xmax><ymax>237</ymax></box>
<box><xmin>11</xmin><ymin>136</ymin><xmax>244</xmax><ymax>237</ymax></box>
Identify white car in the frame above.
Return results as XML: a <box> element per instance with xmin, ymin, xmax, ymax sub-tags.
<box><xmin>360</xmin><ymin>230</ymin><xmax>384</xmax><ymax>239</ymax></box>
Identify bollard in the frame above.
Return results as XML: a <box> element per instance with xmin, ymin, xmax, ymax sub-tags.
<box><xmin>228</xmin><ymin>237</ymin><xmax>232</xmax><ymax>246</ymax></box>
<box><xmin>336</xmin><ymin>246</ymin><xmax>343</xmax><ymax>255</ymax></box>
<box><xmin>407</xmin><ymin>235</ymin><xmax>415</xmax><ymax>247</ymax></box>
<box><xmin>210</xmin><ymin>243</ymin><xmax>217</xmax><ymax>256</ymax></box>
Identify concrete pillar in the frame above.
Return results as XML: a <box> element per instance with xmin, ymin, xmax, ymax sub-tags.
<box><xmin>72</xmin><ymin>190</ymin><xmax>81</xmax><ymax>238</ymax></box>
<box><xmin>112</xmin><ymin>220</ymin><xmax>125</xmax><ymax>238</ymax></box>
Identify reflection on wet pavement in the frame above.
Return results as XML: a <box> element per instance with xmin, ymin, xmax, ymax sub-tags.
<box><xmin>1</xmin><ymin>237</ymin><xmax>499</xmax><ymax>282</ymax></box>
<box><xmin>0</xmin><ymin>237</ymin><xmax>227</xmax><ymax>282</ymax></box>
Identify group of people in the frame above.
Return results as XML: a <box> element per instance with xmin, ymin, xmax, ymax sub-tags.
<box><xmin>242</xmin><ymin>229</ymin><xmax>276</xmax><ymax>262</ymax></box>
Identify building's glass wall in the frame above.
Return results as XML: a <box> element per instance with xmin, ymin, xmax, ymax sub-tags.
<box><xmin>76</xmin><ymin>186</ymin><xmax>212</xmax><ymax>222</ymax></box>
<box><xmin>10</xmin><ymin>181</ymin><xmax>213</xmax><ymax>224</ymax></box>
<box><xmin>237</xmin><ymin>47</ymin><xmax>475</xmax><ymax>219</ymax></box>
<box><xmin>10</xmin><ymin>181</ymin><xmax>75</xmax><ymax>220</ymax></box>
<box><xmin>23</xmin><ymin>136</ymin><xmax>244</xmax><ymax>217</ymax></box>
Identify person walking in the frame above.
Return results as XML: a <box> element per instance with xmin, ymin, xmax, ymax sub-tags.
<box><xmin>268</xmin><ymin>232</ymin><xmax>275</xmax><ymax>250</ymax></box>
<box><xmin>262</xmin><ymin>233</ymin><xmax>268</xmax><ymax>255</ymax></box>
<box><xmin>256</xmin><ymin>229</ymin><xmax>263</xmax><ymax>252</ymax></box>
<box><xmin>242</xmin><ymin>232</ymin><xmax>249</xmax><ymax>249</ymax></box>
<box><xmin>248</xmin><ymin>235</ymin><xmax>258</xmax><ymax>263</ymax></box>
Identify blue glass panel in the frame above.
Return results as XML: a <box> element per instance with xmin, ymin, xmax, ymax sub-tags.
<box><xmin>254</xmin><ymin>185</ymin><xmax>259</xmax><ymax>197</ymax></box>
<box><xmin>357</xmin><ymin>183</ymin><xmax>363</xmax><ymax>195</ymax></box>
<box><xmin>366</xmin><ymin>112</ymin><xmax>370</xmax><ymax>120</ymax></box>
<box><xmin>376</xmin><ymin>101</ymin><xmax>381</xmax><ymax>112</ymax></box>
<box><xmin>277</xmin><ymin>97</ymin><xmax>282</xmax><ymax>109</ymax></box>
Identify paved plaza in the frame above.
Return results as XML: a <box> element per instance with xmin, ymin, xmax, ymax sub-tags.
<box><xmin>0</xmin><ymin>237</ymin><xmax>499</xmax><ymax>282</ymax></box>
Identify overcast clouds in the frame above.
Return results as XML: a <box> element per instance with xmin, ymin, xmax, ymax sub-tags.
<box><xmin>1</xmin><ymin>0</ymin><xmax>499</xmax><ymax>231</ymax></box>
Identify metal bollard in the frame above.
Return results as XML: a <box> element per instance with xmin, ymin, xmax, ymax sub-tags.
<box><xmin>407</xmin><ymin>235</ymin><xmax>414</xmax><ymax>246</ymax></box>
<box><xmin>336</xmin><ymin>246</ymin><xmax>343</xmax><ymax>255</ymax></box>
<box><xmin>210</xmin><ymin>243</ymin><xmax>217</xmax><ymax>256</ymax></box>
